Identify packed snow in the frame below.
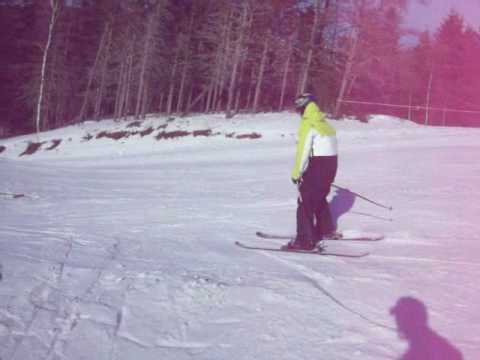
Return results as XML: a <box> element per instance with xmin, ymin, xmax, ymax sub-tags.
<box><xmin>1</xmin><ymin>112</ymin><xmax>479</xmax><ymax>359</ymax></box>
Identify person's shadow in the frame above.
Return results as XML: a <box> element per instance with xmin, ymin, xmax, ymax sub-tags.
<box><xmin>328</xmin><ymin>187</ymin><xmax>356</xmax><ymax>230</ymax></box>
<box><xmin>328</xmin><ymin>186</ymin><xmax>393</xmax><ymax>228</ymax></box>
<box><xmin>390</xmin><ymin>297</ymin><xmax>463</xmax><ymax>360</ymax></box>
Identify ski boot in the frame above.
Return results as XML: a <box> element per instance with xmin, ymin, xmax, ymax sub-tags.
<box><xmin>281</xmin><ymin>238</ymin><xmax>315</xmax><ymax>251</ymax></box>
<box><xmin>323</xmin><ymin>231</ymin><xmax>343</xmax><ymax>240</ymax></box>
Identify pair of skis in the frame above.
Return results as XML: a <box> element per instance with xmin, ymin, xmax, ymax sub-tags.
<box><xmin>235</xmin><ymin>231</ymin><xmax>384</xmax><ymax>258</ymax></box>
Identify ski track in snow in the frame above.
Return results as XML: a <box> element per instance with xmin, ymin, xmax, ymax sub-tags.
<box><xmin>1</xmin><ymin>114</ymin><xmax>480</xmax><ymax>359</ymax></box>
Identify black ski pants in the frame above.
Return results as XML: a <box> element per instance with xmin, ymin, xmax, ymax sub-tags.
<box><xmin>296</xmin><ymin>156</ymin><xmax>338</xmax><ymax>246</ymax></box>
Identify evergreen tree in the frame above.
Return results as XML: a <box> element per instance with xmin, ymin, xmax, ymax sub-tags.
<box><xmin>433</xmin><ymin>10</ymin><xmax>466</xmax><ymax>110</ymax></box>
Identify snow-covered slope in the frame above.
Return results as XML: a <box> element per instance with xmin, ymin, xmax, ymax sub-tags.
<box><xmin>1</xmin><ymin>113</ymin><xmax>479</xmax><ymax>359</ymax></box>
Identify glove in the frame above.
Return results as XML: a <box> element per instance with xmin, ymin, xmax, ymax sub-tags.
<box><xmin>292</xmin><ymin>177</ymin><xmax>301</xmax><ymax>185</ymax></box>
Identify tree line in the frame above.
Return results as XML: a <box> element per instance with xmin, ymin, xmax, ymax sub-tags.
<box><xmin>1</xmin><ymin>0</ymin><xmax>479</xmax><ymax>138</ymax></box>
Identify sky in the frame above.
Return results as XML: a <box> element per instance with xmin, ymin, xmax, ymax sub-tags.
<box><xmin>405</xmin><ymin>0</ymin><xmax>480</xmax><ymax>32</ymax></box>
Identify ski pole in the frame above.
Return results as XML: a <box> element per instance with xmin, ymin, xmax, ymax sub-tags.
<box><xmin>0</xmin><ymin>192</ymin><xmax>25</xmax><ymax>199</ymax></box>
<box><xmin>331</xmin><ymin>184</ymin><xmax>393</xmax><ymax>211</ymax></box>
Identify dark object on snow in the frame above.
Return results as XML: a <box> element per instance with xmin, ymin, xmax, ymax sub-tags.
<box><xmin>0</xmin><ymin>192</ymin><xmax>25</xmax><ymax>199</ymax></box>
<box><xmin>224</xmin><ymin>132</ymin><xmax>262</xmax><ymax>139</ymax></box>
<box><xmin>82</xmin><ymin>133</ymin><xmax>93</xmax><ymax>141</ymax></box>
<box><xmin>156</xmin><ymin>130</ymin><xmax>190</xmax><ymax>140</ymax></box>
<box><xmin>140</xmin><ymin>127</ymin><xmax>154</xmax><ymax>137</ymax></box>
<box><xmin>46</xmin><ymin>139</ymin><xmax>61</xmax><ymax>150</ymax></box>
<box><xmin>193</xmin><ymin>129</ymin><xmax>212</xmax><ymax>137</ymax></box>
<box><xmin>235</xmin><ymin>132</ymin><xmax>262</xmax><ymax>139</ymax></box>
<box><xmin>20</xmin><ymin>142</ymin><xmax>44</xmax><ymax>156</ymax></box>
<box><xmin>127</xmin><ymin>121</ymin><xmax>142</xmax><ymax>128</ymax></box>
<box><xmin>0</xmin><ymin>145</ymin><xmax>6</xmax><ymax>154</ymax></box>
<box><xmin>96</xmin><ymin>130</ymin><xmax>131</xmax><ymax>140</ymax></box>
<box><xmin>390</xmin><ymin>297</ymin><xmax>463</xmax><ymax>360</ymax></box>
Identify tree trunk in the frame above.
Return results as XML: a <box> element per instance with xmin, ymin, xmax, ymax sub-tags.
<box><xmin>205</xmin><ymin>83</ymin><xmax>213</xmax><ymax>112</ymax></box>
<box><xmin>252</xmin><ymin>31</ymin><xmax>270</xmax><ymax>113</ymax></box>
<box><xmin>141</xmin><ymin>79</ymin><xmax>149</xmax><ymax>119</ymax></box>
<box><xmin>245</xmin><ymin>66</ymin><xmax>255</xmax><ymax>110</ymax></box>
<box><xmin>279</xmin><ymin>36</ymin><xmax>293</xmax><ymax>111</ymax></box>
<box><xmin>213</xmin><ymin>10</ymin><xmax>233</xmax><ymax>112</ymax></box>
<box><xmin>115</xmin><ymin>39</ymin><xmax>135</xmax><ymax>120</ymax></box>
<box><xmin>114</xmin><ymin>54</ymin><xmax>127</xmax><ymax>119</ymax></box>
<box><xmin>94</xmin><ymin>26</ymin><xmax>112</xmax><ymax>121</ymax></box>
<box><xmin>135</xmin><ymin>5</ymin><xmax>159</xmax><ymax>119</ymax></box>
<box><xmin>425</xmin><ymin>71</ymin><xmax>433</xmax><ymax>125</ymax></box>
<box><xmin>45</xmin><ymin>35</ymin><xmax>59</xmax><ymax>130</ymax></box>
<box><xmin>123</xmin><ymin>49</ymin><xmax>134</xmax><ymax>119</ymax></box>
<box><xmin>35</xmin><ymin>0</ymin><xmax>60</xmax><ymax>135</ymax></box>
<box><xmin>335</xmin><ymin>30</ymin><xmax>358</xmax><ymax>117</ymax></box>
<box><xmin>158</xmin><ymin>92</ymin><xmax>165</xmax><ymax>113</ymax></box>
<box><xmin>298</xmin><ymin>0</ymin><xmax>330</xmax><ymax>94</ymax></box>
<box><xmin>298</xmin><ymin>0</ymin><xmax>321</xmax><ymax>94</ymax></box>
<box><xmin>226</xmin><ymin>4</ymin><xmax>249</xmax><ymax>118</ymax></box>
<box><xmin>79</xmin><ymin>21</ymin><xmax>110</xmax><ymax>121</ymax></box>
<box><xmin>166</xmin><ymin>47</ymin><xmax>180</xmax><ymax>115</ymax></box>
<box><xmin>176</xmin><ymin>11</ymin><xmax>194</xmax><ymax>114</ymax></box>
<box><xmin>182</xmin><ymin>87</ymin><xmax>209</xmax><ymax>116</ymax></box>
<box><xmin>55</xmin><ymin>19</ymin><xmax>73</xmax><ymax>128</ymax></box>
<box><xmin>234</xmin><ymin>60</ymin><xmax>244</xmax><ymax>113</ymax></box>
<box><xmin>187</xmin><ymin>86</ymin><xmax>194</xmax><ymax>112</ymax></box>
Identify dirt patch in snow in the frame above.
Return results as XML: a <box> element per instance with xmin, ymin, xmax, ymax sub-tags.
<box><xmin>20</xmin><ymin>142</ymin><xmax>44</xmax><ymax>156</ymax></box>
<box><xmin>46</xmin><ymin>139</ymin><xmax>62</xmax><ymax>150</ymax></box>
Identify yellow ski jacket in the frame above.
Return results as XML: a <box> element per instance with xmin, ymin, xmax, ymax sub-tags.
<box><xmin>291</xmin><ymin>102</ymin><xmax>338</xmax><ymax>181</ymax></box>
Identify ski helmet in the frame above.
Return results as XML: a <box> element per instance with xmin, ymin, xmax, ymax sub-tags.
<box><xmin>294</xmin><ymin>93</ymin><xmax>315</xmax><ymax>109</ymax></box>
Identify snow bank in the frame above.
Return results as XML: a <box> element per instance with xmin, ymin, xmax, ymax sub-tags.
<box><xmin>0</xmin><ymin>112</ymin><xmax>469</xmax><ymax>161</ymax></box>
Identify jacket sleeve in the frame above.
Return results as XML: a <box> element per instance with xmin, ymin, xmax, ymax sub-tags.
<box><xmin>291</xmin><ymin>121</ymin><xmax>314</xmax><ymax>181</ymax></box>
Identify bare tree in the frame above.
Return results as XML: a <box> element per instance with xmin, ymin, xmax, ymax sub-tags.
<box><xmin>297</xmin><ymin>0</ymin><xmax>328</xmax><ymax>93</ymax></box>
<box><xmin>135</xmin><ymin>1</ymin><xmax>164</xmax><ymax>119</ymax></box>
<box><xmin>209</xmin><ymin>7</ymin><xmax>233</xmax><ymax>112</ymax></box>
<box><xmin>334</xmin><ymin>29</ymin><xmax>358</xmax><ymax>117</ymax></box>
<box><xmin>226</xmin><ymin>3</ymin><xmax>251</xmax><ymax>118</ymax></box>
<box><xmin>278</xmin><ymin>35</ymin><xmax>294</xmax><ymax>110</ymax></box>
<box><xmin>93</xmin><ymin>25</ymin><xmax>113</xmax><ymax>121</ymax></box>
<box><xmin>35</xmin><ymin>0</ymin><xmax>61</xmax><ymax>135</ymax></box>
<box><xmin>176</xmin><ymin>10</ymin><xmax>195</xmax><ymax>114</ymax></box>
<box><xmin>114</xmin><ymin>36</ymin><xmax>135</xmax><ymax>120</ymax></box>
<box><xmin>333</xmin><ymin>0</ymin><xmax>408</xmax><ymax>116</ymax></box>
<box><xmin>252</xmin><ymin>30</ymin><xmax>271</xmax><ymax>113</ymax></box>
<box><xmin>79</xmin><ymin>21</ymin><xmax>112</xmax><ymax>121</ymax></box>
<box><xmin>166</xmin><ymin>46</ymin><xmax>180</xmax><ymax>115</ymax></box>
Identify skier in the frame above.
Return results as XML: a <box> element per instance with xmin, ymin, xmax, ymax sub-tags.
<box><xmin>282</xmin><ymin>93</ymin><xmax>338</xmax><ymax>251</ymax></box>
